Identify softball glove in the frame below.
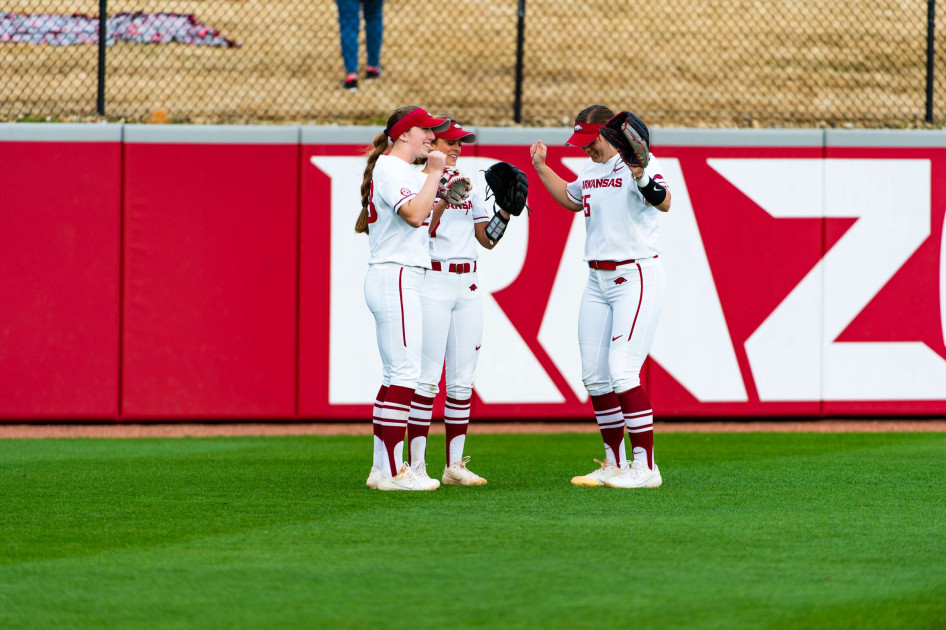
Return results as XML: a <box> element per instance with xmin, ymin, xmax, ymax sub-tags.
<box><xmin>438</xmin><ymin>168</ymin><xmax>472</xmax><ymax>206</ymax></box>
<box><xmin>601</xmin><ymin>111</ymin><xmax>651</xmax><ymax>168</ymax></box>
<box><xmin>484</xmin><ymin>161</ymin><xmax>529</xmax><ymax>216</ymax></box>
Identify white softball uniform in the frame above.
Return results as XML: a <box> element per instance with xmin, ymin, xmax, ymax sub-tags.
<box><xmin>363</xmin><ymin>154</ymin><xmax>434</xmax><ymax>388</ymax></box>
<box><xmin>566</xmin><ymin>154</ymin><xmax>669</xmax><ymax>396</ymax></box>
<box><xmin>416</xmin><ymin>182</ymin><xmax>490</xmax><ymax>400</ymax></box>
<box><xmin>427</xmin><ymin>189</ymin><xmax>489</xmax><ymax>262</ymax></box>
<box><xmin>367</xmin><ymin>154</ymin><xmax>433</xmax><ymax>268</ymax></box>
<box><xmin>365</xmin><ymin>264</ymin><xmax>425</xmax><ymax>388</ymax></box>
<box><xmin>565</xmin><ymin>153</ymin><xmax>667</xmax><ymax>262</ymax></box>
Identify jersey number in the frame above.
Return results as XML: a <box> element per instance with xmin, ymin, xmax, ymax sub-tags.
<box><xmin>582</xmin><ymin>194</ymin><xmax>591</xmax><ymax>217</ymax></box>
<box><xmin>367</xmin><ymin>183</ymin><xmax>379</xmax><ymax>224</ymax></box>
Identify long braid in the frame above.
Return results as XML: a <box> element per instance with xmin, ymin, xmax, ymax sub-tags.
<box><xmin>355</xmin><ymin>131</ymin><xmax>389</xmax><ymax>234</ymax></box>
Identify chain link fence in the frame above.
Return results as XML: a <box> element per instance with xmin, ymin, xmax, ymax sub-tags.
<box><xmin>2</xmin><ymin>0</ymin><xmax>944</xmax><ymax>127</ymax></box>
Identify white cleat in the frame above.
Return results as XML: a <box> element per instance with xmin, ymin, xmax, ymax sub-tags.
<box><xmin>366</xmin><ymin>466</ymin><xmax>386</xmax><ymax>489</ymax></box>
<box><xmin>570</xmin><ymin>459</ymin><xmax>625</xmax><ymax>487</ymax></box>
<box><xmin>604</xmin><ymin>460</ymin><xmax>662</xmax><ymax>488</ymax></box>
<box><xmin>377</xmin><ymin>463</ymin><xmax>438</xmax><ymax>491</ymax></box>
<box><xmin>410</xmin><ymin>461</ymin><xmax>441</xmax><ymax>490</ymax></box>
<box><xmin>442</xmin><ymin>456</ymin><xmax>487</xmax><ymax>486</ymax></box>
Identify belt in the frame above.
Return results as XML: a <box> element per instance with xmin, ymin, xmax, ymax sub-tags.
<box><xmin>588</xmin><ymin>255</ymin><xmax>657</xmax><ymax>271</ymax></box>
<box><xmin>431</xmin><ymin>261</ymin><xmax>477</xmax><ymax>274</ymax></box>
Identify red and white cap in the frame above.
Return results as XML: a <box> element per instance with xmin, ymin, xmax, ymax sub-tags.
<box><xmin>387</xmin><ymin>108</ymin><xmax>450</xmax><ymax>142</ymax></box>
<box><xmin>565</xmin><ymin>122</ymin><xmax>603</xmax><ymax>147</ymax></box>
<box><xmin>435</xmin><ymin>121</ymin><xmax>477</xmax><ymax>143</ymax></box>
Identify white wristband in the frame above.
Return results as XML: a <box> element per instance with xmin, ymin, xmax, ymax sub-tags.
<box><xmin>636</xmin><ymin>173</ymin><xmax>651</xmax><ymax>188</ymax></box>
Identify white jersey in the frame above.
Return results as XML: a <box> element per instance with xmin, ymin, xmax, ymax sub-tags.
<box><xmin>565</xmin><ymin>154</ymin><xmax>669</xmax><ymax>261</ymax></box>
<box><xmin>428</xmin><ymin>187</ymin><xmax>490</xmax><ymax>262</ymax></box>
<box><xmin>367</xmin><ymin>154</ymin><xmax>433</xmax><ymax>268</ymax></box>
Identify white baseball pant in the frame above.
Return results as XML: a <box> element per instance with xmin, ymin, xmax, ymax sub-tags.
<box><xmin>364</xmin><ymin>263</ymin><xmax>425</xmax><ymax>388</ymax></box>
<box><xmin>579</xmin><ymin>258</ymin><xmax>665</xmax><ymax>396</ymax></box>
<box><xmin>416</xmin><ymin>267</ymin><xmax>482</xmax><ymax>399</ymax></box>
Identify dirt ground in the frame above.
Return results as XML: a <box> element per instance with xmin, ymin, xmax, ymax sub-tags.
<box><xmin>1</xmin><ymin>419</ymin><xmax>945</xmax><ymax>439</ymax></box>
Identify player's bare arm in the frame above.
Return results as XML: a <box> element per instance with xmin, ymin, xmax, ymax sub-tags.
<box><xmin>652</xmin><ymin>185</ymin><xmax>671</xmax><ymax>212</ymax></box>
<box><xmin>530</xmin><ymin>141</ymin><xmax>583</xmax><ymax>212</ymax></box>
<box><xmin>630</xmin><ymin>164</ymin><xmax>671</xmax><ymax>213</ymax></box>
<box><xmin>474</xmin><ymin>209</ymin><xmax>510</xmax><ymax>249</ymax></box>
<box><xmin>399</xmin><ymin>150</ymin><xmax>446</xmax><ymax>227</ymax></box>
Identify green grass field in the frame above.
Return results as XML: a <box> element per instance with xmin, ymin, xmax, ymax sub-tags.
<box><xmin>1</xmin><ymin>432</ymin><xmax>944</xmax><ymax>628</ymax></box>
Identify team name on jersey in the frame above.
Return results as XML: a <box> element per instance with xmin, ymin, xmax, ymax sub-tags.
<box><xmin>448</xmin><ymin>199</ymin><xmax>474</xmax><ymax>210</ymax></box>
<box><xmin>582</xmin><ymin>177</ymin><xmax>623</xmax><ymax>189</ymax></box>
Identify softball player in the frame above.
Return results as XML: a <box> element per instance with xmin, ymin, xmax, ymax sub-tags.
<box><xmin>530</xmin><ymin>104</ymin><xmax>671</xmax><ymax>488</ymax></box>
<box><xmin>405</xmin><ymin>119</ymin><xmax>512</xmax><ymax>486</ymax></box>
<box><xmin>358</xmin><ymin>105</ymin><xmax>451</xmax><ymax>491</ymax></box>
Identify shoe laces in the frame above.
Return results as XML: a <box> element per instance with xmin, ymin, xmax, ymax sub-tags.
<box><xmin>410</xmin><ymin>461</ymin><xmax>430</xmax><ymax>478</ymax></box>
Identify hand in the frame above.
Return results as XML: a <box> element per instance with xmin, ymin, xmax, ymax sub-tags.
<box><xmin>530</xmin><ymin>141</ymin><xmax>547</xmax><ymax>169</ymax></box>
<box><xmin>630</xmin><ymin>164</ymin><xmax>644</xmax><ymax>181</ymax></box>
<box><xmin>427</xmin><ymin>150</ymin><xmax>446</xmax><ymax>173</ymax></box>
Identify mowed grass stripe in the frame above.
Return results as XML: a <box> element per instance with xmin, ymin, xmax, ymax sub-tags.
<box><xmin>0</xmin><ymin>433</ymin><xmax>944</xmax><ymax>629</ymax></box>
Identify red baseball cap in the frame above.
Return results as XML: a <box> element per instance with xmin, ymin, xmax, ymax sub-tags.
<box><xmin>387</xmin><ymin>108</ymin><xmax>450</xmax><ymax>141</ymax></box>
<box><xmin>566</xmin><ymin>122</ymin><xmax>603</xmax><ymax>147</ymax></box>
<box><xmin>435</xmin><ymin>121</ymin><xmax>477</xmax><ymax>143</ymax></box>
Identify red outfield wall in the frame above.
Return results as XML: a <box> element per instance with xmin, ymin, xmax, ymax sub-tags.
<box><xmin>1</xmin><ymin>124</ymin><xmax>944</xmax><ymax>420</ymax></box>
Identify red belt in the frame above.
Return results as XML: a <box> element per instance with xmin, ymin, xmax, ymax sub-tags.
<box><xmin>431</xmin><ymin>261</ymin><xmax>477</xmax><ymax>274</ymax></box>
<box><xmin>588</xmin><ymin>255</ymin><xmax>657</xmax><ymax>271</ymax></box>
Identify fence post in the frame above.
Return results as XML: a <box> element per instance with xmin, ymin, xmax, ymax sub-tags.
<box><xmin>97</xmin><ymin>0</ymin><xmax>107</xmax><ymax>116</ymax></box>
<box><xmin>513</xmin><ymin>0</ymin><xmax>526</xmax><ymax>123</ymax></box>
<box><xmin>927</xmin><ymin>0</ymin><xmax>936</xmax><ymax>123</ymax></box>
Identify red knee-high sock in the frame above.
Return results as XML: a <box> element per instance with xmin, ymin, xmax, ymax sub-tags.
<box><xmin>372</xmin><ymin>385</ymin><xmax>387</xmax><ymax>470</ymax></box>
<box><xmin>444</xmin><ymin>396</ymin><xmax>471</xmax><ymax>466</ymax></box>
<box><xmin>617</xmin><ymin>386</ymin><xmax>655</xmax><ymax>469</ymax></box>
<box><xmin>591</xmin><ymin>392</ymin><xmax>627</xmax><ymax>466</ymax></box>
<box><xmin>407</xmin><ymin>393</ymin><xmax>434</xmax><ymax>465</ymax></box>
<box><xmin>380</xmin><ymin>385</ymin><xmax>412</xmax><ymax>476</ymax></box>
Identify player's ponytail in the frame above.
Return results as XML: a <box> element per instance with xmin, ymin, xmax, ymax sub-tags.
<box><xmin>356</xmin><ymin>106</ymin><xmax>421</xmax><ymax>234</ymax></box>
<box><xmin>356</xmin><ymin>131</ymin><xmax>389</xmax><ymax>234</ymax></box>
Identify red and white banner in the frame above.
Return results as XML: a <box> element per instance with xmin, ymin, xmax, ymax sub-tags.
<box><xmin>303</xmin><ymin>137</ymin><xmax>946</xmax><ymax>419</ymax></box>
<box><xmin>1</xmin><ymin>125</ymin><xmax>944</xmax><ymax>420</ymax></box>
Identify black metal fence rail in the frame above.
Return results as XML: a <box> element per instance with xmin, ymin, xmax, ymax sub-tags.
<box><xmin>1</xmin><ymin>0</ymin><xmax>943</xmax><ymax>127</ymax></box>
